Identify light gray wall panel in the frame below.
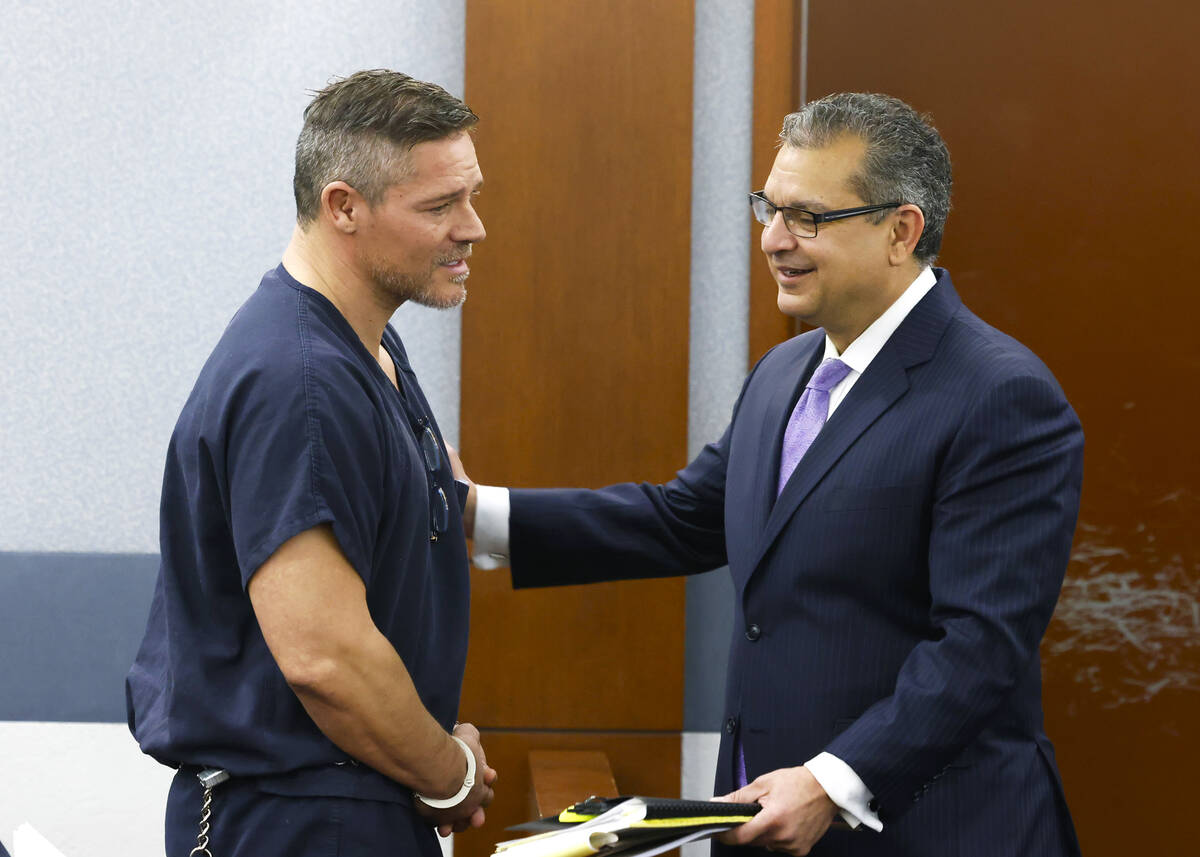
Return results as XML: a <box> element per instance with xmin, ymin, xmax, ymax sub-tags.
<box><xmin>684</xmin><ymin>0</ymin><xmax>753</xmax><ymax>731</ymax></box>
<box><xmin>688</xmin><ymin>0</ymin><xmax>753</xmax><ymax>452</ymax></box>
<box><xmin>0</xmin><ymin>0</ymin><xmax>466</xmax><ymax>553</ymax></box>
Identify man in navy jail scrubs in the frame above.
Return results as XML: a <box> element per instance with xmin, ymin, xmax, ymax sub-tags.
<box><xmin>126</xmin><ymin>70</ymin><xmax>495</xmax><ymax>857</ymax></box>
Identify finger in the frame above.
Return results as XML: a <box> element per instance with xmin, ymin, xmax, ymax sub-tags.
<box><xmin>437</xmin><ymin>824</ymin><xmax>452</xmax><ymax>838</ymax></box>
<box><xmin>721</xmin><ymin>824</ymin><xmax>754</xmax><ymax>846</ymax></box>
<box><xmin>453</xmin><ymin>722</ymin><xmax>481</xmax><ymax>741</ymax></box>
<box><xmin>716</xmin><ymin>784</ymin><xmax>763</xmax><ymax>804</ymax></box>
<box><xmin>722</xmin><ymin>810</ymin><xmax>773</xmax><ymax>846</ymax></box>
<box><xmin>482</xmin><ymin>764</ymin><xmax>498</xmax><ymax>786</ymax></box>
<box><xmin>712</xmin><ymin>787</ymin><xmax>747</xmax><ymax>803</ymax></box>
<box><xmin>721</xmin><ymin>824</ymin><xmax>759</xmax><ymax>847</ymax></box>
<box><xmin>470</xmin><ymin>737</ymin><xmax>489</xmax><ymax>767</ymax></box>
<box><xmin>445</xmin><ymin>443</ymin><xmax>469</xmax><ymax>482</ymax></box>
<box><xmin>470</xmin><ymin>807</ymin><xmax>487</xmax><ymax>828</ymax></box>
<box><xmin>776</xmin><ymin>835</ymin><xmax>805</xmax><ymax>856</ymax></box>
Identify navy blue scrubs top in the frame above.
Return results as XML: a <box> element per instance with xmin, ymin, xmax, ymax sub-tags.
<box><xmin>126</xmin><ymin>264</ymin><xmax>470</xmax><ymax>804</ymax></box>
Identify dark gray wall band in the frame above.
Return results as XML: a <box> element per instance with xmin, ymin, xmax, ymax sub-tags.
<box><xmin>0</xmin><ymin>552</ymin><xmax>158</xmax><ymax>722</ymax></box>
<box><xmin>2</xmin><ymin>550</ymin><xmax>731</xmax><ymax>730</ymax></box>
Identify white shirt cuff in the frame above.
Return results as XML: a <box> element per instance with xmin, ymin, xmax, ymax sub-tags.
<box><xmin>471</xmin><ymin>484</ymin><xmax>511</xmax><ymax>569</ymax></box>
<box><xmin>804</xmin><ymin>752</ymin><xmax>883</xmax><ymax>832</ymax></box>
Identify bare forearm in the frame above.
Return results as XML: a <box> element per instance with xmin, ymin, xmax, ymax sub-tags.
<box><xmin>247</xmin><ymin>526</ymin><xmax>471</xmax><ymax>800</ymax></box>
<box><xmin>286</xmin><ymin>628</ymin><xmax>464</xmax><ymax>798</ymax></box>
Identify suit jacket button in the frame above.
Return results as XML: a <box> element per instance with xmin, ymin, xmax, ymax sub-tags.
<box><xmin>725</xmin><ymin>717</ymin><xmax>737</xmax><ymax>734</ymax></box>
<box><xmin>745</xmin><ymin>624</ymin><xmax>761</xmax><ymax>641</ymax></box>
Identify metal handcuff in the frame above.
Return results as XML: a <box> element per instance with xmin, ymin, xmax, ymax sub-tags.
<box><xmin>413</xmin><ymin>735</ymin><xmax>477</xmax><ymax>809</ymax></box>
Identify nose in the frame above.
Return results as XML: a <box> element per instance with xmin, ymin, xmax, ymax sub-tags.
<box><xmin>453</xmin><ymin>200</ymin><xmax>486</xmax><ymax>245</ymax></box>
<box><xmin>760</xmin><ymin>210</ymin><xmax>796</xmax><ymax>256</ymax></box>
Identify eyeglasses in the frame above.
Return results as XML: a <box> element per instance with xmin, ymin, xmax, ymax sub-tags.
<box><xmin>410</xmin><ymin>415</ymin><xmax>450</xmax><ymax>542</ymax></box>
<box><xmin>748</xmin><ymin>191</ymin><xmax>901</xmax><ymax>238</ymax></box>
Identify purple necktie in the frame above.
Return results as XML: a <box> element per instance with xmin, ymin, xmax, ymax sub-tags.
<box><xmin>735</xmin><ymin>357</ymin><xmax>851</xmax><ymax>789</ymax></box>
<box><xmin>776</xmin><ymin>358</ymin><xmax>852</xmax><ymax>496</ymax></box>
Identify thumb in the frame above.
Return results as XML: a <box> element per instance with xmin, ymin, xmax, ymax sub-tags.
<box><xmin>712</xmin><ymin>788</ymin><xmax>746</xmax><ymax>804</ymax></box>
<box><xmin>715</xmin><ymin>781</ymin><xmax>764</xmax><ymax>804</ymax></box>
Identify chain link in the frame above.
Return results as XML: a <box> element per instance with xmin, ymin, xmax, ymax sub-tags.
<box><xmin>188</xmin><ymin>784</ymin><xmax>215</xmax><ymax>857</ymax></box>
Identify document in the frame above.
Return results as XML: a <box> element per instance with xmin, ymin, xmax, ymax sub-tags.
<box><xmin>492</xmin><ymin>796</ymin><xmax>760</xmax><ymax>857</ymax></box>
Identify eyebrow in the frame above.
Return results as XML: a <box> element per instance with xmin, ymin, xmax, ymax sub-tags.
<box><xmin>417</xmin><ymin>180</ymin><xmax>484</xmax><ymax>207</ymax></box>
<box><xmin>762</xmin><ymin>193</ymin><xmax>829</xmax><ymax>213</ymax></box>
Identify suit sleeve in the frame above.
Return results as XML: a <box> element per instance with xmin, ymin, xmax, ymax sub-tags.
<box><xmin>824</xmin><ymin>372</ymin><xmax>1084</xmax><ymax>813</ymax></box>
<box><xmin>506</xmin><ymin>341</ymin><xmax>793</xmax><ymax>587</ymax></box>
<box><xmin>508</xmin><ymin>424</ymin><xmax>732</xmax><ymax>587</ymax></box>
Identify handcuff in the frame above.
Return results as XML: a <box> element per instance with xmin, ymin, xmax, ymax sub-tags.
<box><xmin>414</xmin><ymin>735</ymin><xmax>477</xmax><ymax>809</ymax></box>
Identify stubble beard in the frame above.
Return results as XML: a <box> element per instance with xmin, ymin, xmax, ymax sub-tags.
<box><xmin>366</xmin><ymin>250</ymin><xmax>470</xmax><ymax>310</ymax></box>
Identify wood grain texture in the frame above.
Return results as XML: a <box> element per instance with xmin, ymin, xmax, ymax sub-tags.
<box><xmin>529</xmin><ymin>750</ymin><xmax>618</xmax><ymax>817</ymax></box>
<box><xmin>804</xmin><ymin>2</ymin><xmax>1200</xmax><ymax>854</ymax></box>
<box><xmin>460</xmin><ymin>0</ymin><xmax>692</xmax><ymax>730</ymax></box>
<box><xmin>453</xmin><ymin>731</ymin><xmax>682</xmax><ymax>857</ymax></box>
<box><xmin>749</xmin><ymin>0</ymin><xmax>802</xmax><ymax>364</ymax></box>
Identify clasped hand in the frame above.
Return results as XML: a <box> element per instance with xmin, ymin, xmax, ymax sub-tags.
<box><xmin>714</xmin><ymin>765</ymin><xmax>837</xmax><ymax>855</ymax></box>
<box><xmin>413</xmin><ymin>722</ymin><xmax>499</xmax><ymax>837</ymax></box>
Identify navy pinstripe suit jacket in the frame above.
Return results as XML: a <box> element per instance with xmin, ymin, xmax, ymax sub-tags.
<box><xmin>509</xmin><ymin>269</ymin><xmax>1084</xmax><ymax>856</ymax></box>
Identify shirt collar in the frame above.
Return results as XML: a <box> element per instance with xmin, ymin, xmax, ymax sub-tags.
<box><xmin>822</xmin><ymin>266</ymin><xmax>937</xmax><ymax>373</ymax></box>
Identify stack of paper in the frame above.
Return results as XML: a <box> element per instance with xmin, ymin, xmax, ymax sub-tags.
<box><xmin>492</xmin><ymin>796</ymin><xmax>760</xmax><ymax>857</ymax></box>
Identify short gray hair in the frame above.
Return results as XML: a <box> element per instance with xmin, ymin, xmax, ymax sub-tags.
<box><xmin>294</xmin><ymin>69</ymin><xmax>478</xmax><ymax>225</ymax></box>
<box><xmin>780</xmin><ymin>93</ymin><xmax>951</xmax><ymax>264</ymax></box>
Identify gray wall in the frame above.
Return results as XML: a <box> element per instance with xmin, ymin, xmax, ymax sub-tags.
<box><xmin>684</xmin><ymin>0</ymin><xmax>754</xmax><ymax>731</ymax></box>
<box><xmin>0</xmin><ymin>0</ymin><xmax>467</xmax><ymax>556</ymax></box>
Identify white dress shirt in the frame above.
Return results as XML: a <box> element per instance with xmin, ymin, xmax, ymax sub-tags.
<box><xmin>470</xmin><ymin>267</ymin><xmax>938</xmax><ymax>831</ymax></box>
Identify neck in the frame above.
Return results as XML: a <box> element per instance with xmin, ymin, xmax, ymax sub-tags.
<box><xmin>826</xmin><ymin>262</ymin><xmax>923</xmax><ymax>353</ymax></box>
<box><xmin>281</xmin><ymin>224</ymin><xmax>399</xmax><ymax>356</ymax></box>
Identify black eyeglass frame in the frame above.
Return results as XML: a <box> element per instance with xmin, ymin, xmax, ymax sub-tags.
<box><xmin>409</xmin><ymin>414</ymin><xmax>450</xmax><ymax>542</ymax></box>
<box><xmin>748</xmin><ymin>191</ymin><xmax>902</xmax><ymax>238</ymax></box>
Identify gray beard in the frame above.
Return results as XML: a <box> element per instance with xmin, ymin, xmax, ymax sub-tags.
<box><xmin>367</xmin><ymin>257</ymin><xmax>468</xmax><ymax>310</ymax></box>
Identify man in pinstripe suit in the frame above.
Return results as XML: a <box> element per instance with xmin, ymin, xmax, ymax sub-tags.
<box><xmin>462</xmin><ymin>92</ymin><xmax>1083</xmax><ymax>856</ymax></box>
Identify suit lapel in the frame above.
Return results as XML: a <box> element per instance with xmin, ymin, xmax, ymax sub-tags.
<box><xmin>744</xmin><ymin>269</ymin><xmax>962</xmax><ymax>576</ymax></box>
<box><xmin>747</xmin><ymin>354</ymin><xmax>909</xmax><ymax>573</ymax></box>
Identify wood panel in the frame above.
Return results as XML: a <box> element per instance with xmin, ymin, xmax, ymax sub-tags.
<box><xmin>749</xmin><ymin>0</ymin><xmax>802</xmax><ymax>363</ymax></box>
<box><xmin>803</xmin><ymin>2</ymin><xmax>1200</xmax><ymax>854</ymax></box>
<box><xmin>453</xmin><ymin>731</ymin><xmax>681</xmax><ymax>857</ymax></box>
<box><xmin>460</xmin><ymin>0</ymin><xmax>692</xmax><ymax>730</ymax></box>
<box><xmin>529</xmin><ymin>750</ymin><xmax>618</xmax><ymax>817</ymax></box>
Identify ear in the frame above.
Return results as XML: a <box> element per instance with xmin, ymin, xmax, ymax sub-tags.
<box><xmin>320</xmin><ymin>181</ymin><xmax>364</xmax><ymax>234</ymax></box>
<box><xmin>887</xmin><ymin>204</ymin><xmax>925</xmax><ymax>266</ymax></box>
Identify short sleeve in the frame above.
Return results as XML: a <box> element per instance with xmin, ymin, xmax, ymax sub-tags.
<box><xmin>224</xmin><ymin>359</ymin><xmax>387</xmax><ymax>588</ymax></box>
